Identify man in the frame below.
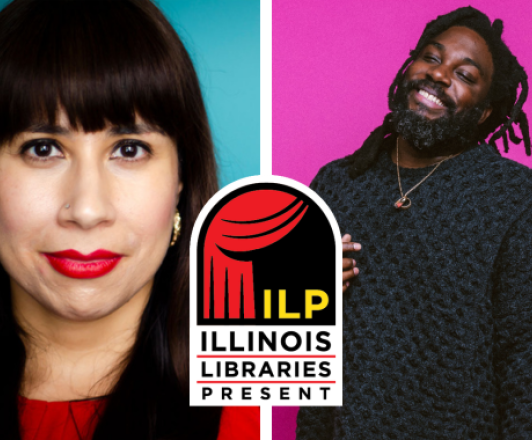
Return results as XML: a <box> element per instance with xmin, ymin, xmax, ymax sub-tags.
<box><xmin>297</xmin><ymin>7</ymin><xmax>532</xmax><ymax>439</ymax></box>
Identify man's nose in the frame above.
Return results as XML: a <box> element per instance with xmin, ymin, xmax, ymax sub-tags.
<box><xmin>58</xmin><ymin>161</ymin><xmax>116</xmax><ymax>230</ymax></box>
<box><xmin>426</xmin><ymin>64</ymin><xmax>452</xmax><ymax>87</ymax></box>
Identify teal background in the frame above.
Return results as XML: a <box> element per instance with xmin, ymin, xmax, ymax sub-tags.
<box><xmin>0</xmin><ymin>0</ymin><xmax>260</xmax><ymax>187</ymax></box>
<box><xmin>158</xmin><ymin>0</ymin><xmax>259</xmax><ymax>187</ymax></box>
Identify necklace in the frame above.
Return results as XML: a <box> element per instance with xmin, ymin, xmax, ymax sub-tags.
<box><xmin>394</xmin><ymin>138</ymin><xmax>456</xmax><ymax>210</ymax></box>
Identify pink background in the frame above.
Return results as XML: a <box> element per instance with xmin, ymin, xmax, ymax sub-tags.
<box><xmin>272</xmin><ymin>1</ymin><xmax>532</xmax><ymax>439</ymax></box>
<box><xmin>273</xmin><ymin>0</ymin><xmax>532</xmax><ymax>186</ymax></box>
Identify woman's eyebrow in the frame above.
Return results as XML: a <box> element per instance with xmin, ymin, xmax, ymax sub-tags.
<box><xmin>22</xmin><ymin>123</ymin><xmax>166</xmax><ymax>136</ymax></box>
<box><xmin>26</xmin><ymin>123</ymin><xmax>70</xmax><ymax>135</ymax></box>
<box><xmin>108</xmin><ymin>123</ymin><xmax>166</xmax><ymax>135</ymax></box>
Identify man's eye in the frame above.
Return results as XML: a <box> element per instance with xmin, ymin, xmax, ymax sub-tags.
<box><xmin>21</xmin><ymin>139</ymin><xmax>63</xmax><ymax>160</ymax></box>
<box><xmin>423</xmin><ymin>55</ymin><xmax>438</xmax><ymax>63</ymax></box>
<box><xmin>458</xmin><ymin>72</ymin><xmax>474</xmax><ymax>83</ymax></box>
<box><xmin>111</xmin><ymin>141</ymin><xmax>151</xmax><ymax>160</ymax></box>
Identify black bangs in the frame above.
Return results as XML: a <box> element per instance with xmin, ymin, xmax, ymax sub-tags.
<box><xmin>0</xmin><ymin>0</ymin><xmax>198</xmax><ymax>143</ymax></box>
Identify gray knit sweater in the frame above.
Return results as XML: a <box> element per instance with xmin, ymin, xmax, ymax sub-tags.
<box><xmin>296</xmin><ymin>142</ymin><xmax>532</xmax><ymax>439</ymax></box>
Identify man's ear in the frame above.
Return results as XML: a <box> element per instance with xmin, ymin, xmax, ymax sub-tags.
<box><xmin>478</xmin><ymin>105</ymin><xmax>493</xmax><ymax>125</ymax></box>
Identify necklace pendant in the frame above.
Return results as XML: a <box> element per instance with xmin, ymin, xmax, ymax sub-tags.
<box><xmin>394</xmin><ymin>196</ymin><xmax>411</xmax><ymax>210</ymax></box>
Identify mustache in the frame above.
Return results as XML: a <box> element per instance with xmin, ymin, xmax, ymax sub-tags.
<box><xmin>400</xmin><ymin>79</ymin><xmax>457</xmax><ymax>113</ymax></box>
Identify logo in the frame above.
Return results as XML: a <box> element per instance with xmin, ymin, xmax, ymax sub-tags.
<box><xmin>190</xmin><ymin>176</ymin><xmax>342</xmax><ymax>406</ymax></box>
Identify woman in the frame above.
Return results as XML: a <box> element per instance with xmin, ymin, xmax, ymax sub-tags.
<box><xmin>0</xmin><ymin>0</ymin><xmax>259</xmax><ymax>439</ymax></box>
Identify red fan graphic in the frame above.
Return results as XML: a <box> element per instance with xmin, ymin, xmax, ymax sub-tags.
<box><xmin>204</xmin><ymin>190</ymin><xmax>308</xmax><ymax>319</ymax></box>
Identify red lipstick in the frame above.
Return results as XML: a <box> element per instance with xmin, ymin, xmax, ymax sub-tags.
<box><xmin>43</xmin><ymin>249</ymin><xmax>122</xmax><ymax>279</ymax></box>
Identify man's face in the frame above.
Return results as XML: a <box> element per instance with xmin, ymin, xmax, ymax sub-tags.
<box><xmin>392</xmin><ymin>26</ymin><xmax>495</xmax><ymax>155</ymax></box>
<box><xmin>405</xmin><ymin>25</ymin><xmax>493</xmax><ymax>120</ymax></box>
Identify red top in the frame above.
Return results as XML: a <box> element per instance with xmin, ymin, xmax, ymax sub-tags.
<box><xmin>18</xmin><ymin>397</ymin><xmax>259</xmax><ymax>440</ymax></box>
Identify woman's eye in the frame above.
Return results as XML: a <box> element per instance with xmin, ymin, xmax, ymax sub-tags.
<box><xmin>111</xmin><ymin>141</ymin><xmax>151</xmax><ymax>161</ymax></box>
<box><xmin>21</xmin><ymin>139</ymin><xmax>63</xmax><ymax>160</ymax></box>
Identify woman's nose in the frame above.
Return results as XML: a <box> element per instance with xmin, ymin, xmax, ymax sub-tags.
<box><xmin>58</xmin><ymin>162</ymin><xmax>116</xmax><ymax>230</ymax></box>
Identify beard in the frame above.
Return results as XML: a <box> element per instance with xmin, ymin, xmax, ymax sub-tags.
<box><xmin>391</xmin><ymin>79</ymin><xmax>487</xmax><ymax>157</ymax></box>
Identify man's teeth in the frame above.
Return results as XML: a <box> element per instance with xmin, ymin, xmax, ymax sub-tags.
<box><xmin>418</xmin><ymin>89</ymin><xmax>445</xmax><ymax>107</ymax></box>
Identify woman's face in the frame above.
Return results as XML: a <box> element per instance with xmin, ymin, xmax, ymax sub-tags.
<box><xmin>0</xmin><ymin>111</ymin><xmax>181</xmax><ymax>321</ymax></box>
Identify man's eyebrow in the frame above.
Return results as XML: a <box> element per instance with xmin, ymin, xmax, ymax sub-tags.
<box><xmin>108</xmin><ymin>123</ymin><xmax>166</xmax><ymax>136</ymax></box>
<box><xmin>426</xmin><ymin>41</ymin><xmax>484</xmax><ymax>75</ymax></box>
<box><xmin>428</xmin><ymin>41</ymin><xmax>444</xmax><ymax>51</ymax></box>
<box><xmin>462</xmin><ymin>57</ymin><xmax>483</xmax><ymax>74</ymax></box>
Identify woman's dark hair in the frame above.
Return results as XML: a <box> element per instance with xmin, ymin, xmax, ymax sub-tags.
<box><xmin>0</xmin><ymin>0</ymin><xmax>221</xmax><ymax>438</ymax></box>
<box><xmin>347</xmin><ymin>6</ymin><xmax>530</xmax><ymax>178</ymax></box>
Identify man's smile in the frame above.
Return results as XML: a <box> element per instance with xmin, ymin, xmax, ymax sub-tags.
<box><xmin>404</xmin><ymin>80</ymin><xmax>458</xmax><ymax>117</ymax></box>
<box><xmin>416</xmin><ymin>88</ymin><xmax>446</xmax><ymax>108</ymax></box>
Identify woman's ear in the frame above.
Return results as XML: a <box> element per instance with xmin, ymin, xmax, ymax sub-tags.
<box><xmin>176</xmin><ymin>182</ymin><xmax>184</xmax><ymax>204</ymax></box>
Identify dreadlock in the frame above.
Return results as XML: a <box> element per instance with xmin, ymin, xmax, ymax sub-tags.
<box><xmin>347</xmin><ymin>6</ymin><xmax>530</xmax><ymax>178</ymax></box>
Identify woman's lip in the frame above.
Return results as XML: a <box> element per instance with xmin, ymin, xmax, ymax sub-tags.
<box><xmin>43</xmin><ymin>249</ymin><xmax>122</xmax><ymax>279</ymax></box>
<box><xmin>46</xmin><ymin>249</ymin><xmax>122</xmax><ymax>261</ymax></box>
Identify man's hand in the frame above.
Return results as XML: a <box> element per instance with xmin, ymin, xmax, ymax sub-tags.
<box><xmin>342</xmin><ymin>234</ymin><xmax>361</xmax><ymax>292</ymax></box>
